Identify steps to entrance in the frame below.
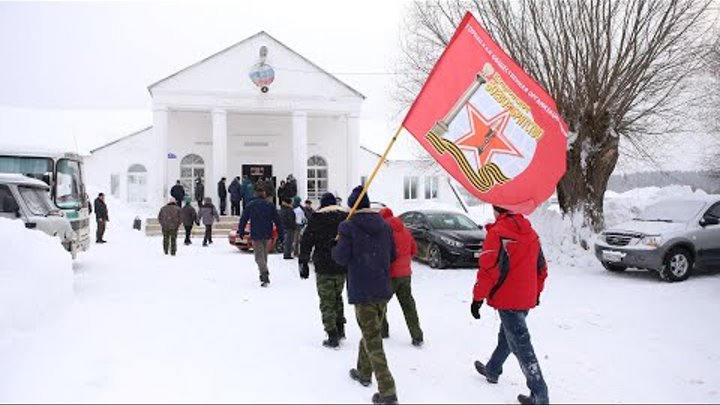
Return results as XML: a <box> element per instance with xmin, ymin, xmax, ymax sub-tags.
<box><xmin>144</xmin><ymin>215</ymin><xmax>240</xmax><ymax>237</ymax></box>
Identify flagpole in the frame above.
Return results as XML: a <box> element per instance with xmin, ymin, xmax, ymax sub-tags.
<box><xmin>346</xmin><ymin>125</ymin><xmax>404</xmax><ymax>220</ymax></box>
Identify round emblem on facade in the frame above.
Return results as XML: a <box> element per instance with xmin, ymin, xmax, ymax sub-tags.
<box><xmin>249</xmin><ymin>45</ymin><xmax>274</xmax><ymax>93</ymax></box>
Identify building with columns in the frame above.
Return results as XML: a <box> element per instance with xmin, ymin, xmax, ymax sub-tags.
<box><xmin>86</xmin><ymin>31</ymin><xmax>362</xmax><ymax>209</ymax></box>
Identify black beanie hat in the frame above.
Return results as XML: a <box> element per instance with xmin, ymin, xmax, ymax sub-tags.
<box><xmin>320</xmin><ymin>192</ymin><xmax>336</xmax><ymax>208</ymax></box>
<box><xmin>348</xmin><ymin>185</ymin><xmax>370</xmax><ymax>210</ymax></box>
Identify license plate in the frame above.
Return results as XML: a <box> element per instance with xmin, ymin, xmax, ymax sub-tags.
<box><xmin>473</xmin><ymin>252</ymin><xmax>480</xmax><ymax>258</ymax></box>
<box><xmin>602</xmin><ymin>250</ymin><xmax>625</xmax><ymax>262</ymax></box>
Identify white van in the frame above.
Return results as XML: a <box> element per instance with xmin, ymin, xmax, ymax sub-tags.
<box><xmin>0</xmin><ymin>173</ymin><xmax>79</xmax><ymax>258</ymax></box>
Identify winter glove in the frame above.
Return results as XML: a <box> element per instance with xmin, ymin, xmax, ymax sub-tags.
<box><xmin>470</xmin><ymin>300</ymin><xmax>484</xmax><ymax>320</ymax></box>
<box><xmin>299</xmin><ymin>262</ymin><xmax>310</xmax><ymax>280</ymax></box>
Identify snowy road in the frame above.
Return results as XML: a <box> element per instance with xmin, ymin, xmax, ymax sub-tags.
<box><xmin>1</xmin><ymin>219</ymin><xmax>720</xmax><ymax>403</ymax></box>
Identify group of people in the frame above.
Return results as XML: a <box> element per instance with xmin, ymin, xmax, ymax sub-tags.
<box><xmin>100</xmin><ymin>177</ymin><xmax>550</xmax><ymax>405</ymax></box>
<box><xmin>235</xmin><ymin>184</ymin><xmax>550</xmax><ymax>405</ymax></box>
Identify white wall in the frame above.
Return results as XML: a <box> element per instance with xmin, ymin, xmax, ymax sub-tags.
<box><xmin>85</xmin><ymin>128</ymin><xmax>153</xmax><ymax>205</ymax></box>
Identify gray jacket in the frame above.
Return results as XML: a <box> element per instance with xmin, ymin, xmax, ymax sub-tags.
<box><xmin>199</xmin><ymin>200</ymin><xmax>220</xmax><ymax>226</ymax></box>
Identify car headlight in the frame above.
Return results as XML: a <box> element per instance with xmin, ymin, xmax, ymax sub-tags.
<box><xmin>639</xmin><ymin>234</ymin><xmax>662</xmax><ymax>248</ymax></box>
<box><xmin>439</xmin><ymin>236</ymin><xmax>464</xmax><ymax>248</ymax></box>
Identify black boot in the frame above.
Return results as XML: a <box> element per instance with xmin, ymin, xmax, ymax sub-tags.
<box><xmin>474</xmin><ymin>360</ymin><xmax>498</xmax><ymax>383</ymax></box>
<box><xmin>349</xmin><ymin>368</ymin><xmax>371</xmax><ymax>387</ymax></box>
<box><xmin>337</xmin><ymin>322</ymin><xmax>346</xmax><ymax>340</ymax></box>
<box><xmin>372</xmin><ymin>392</ymin><xmax>398</xmax><ymax>404</ymax></box>
<box><xmin>517</xmin><ymin>394</ymin><xmax>533</xmax><ymax>404</ymax></box>
<box><xmin>322</xmin><ymin>332</ymin><xmax>340</xmax><ymax>348</ymax></box>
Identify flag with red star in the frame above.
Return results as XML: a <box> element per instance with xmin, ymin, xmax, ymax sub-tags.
<box><xmin>401</xmin><ymin>12</ymin><xmax>568</xmax><ymax>214</ymax></box>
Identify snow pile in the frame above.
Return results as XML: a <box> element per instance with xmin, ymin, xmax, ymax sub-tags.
<box><xmin>0</xmin><ymin>218</ymin><xmax>74</xmax><ymax>341</ymax></box>
<box><xmin>604</xmin><ymin>185</ymin><xmax>710</xmax><ymax>227</ymax></box>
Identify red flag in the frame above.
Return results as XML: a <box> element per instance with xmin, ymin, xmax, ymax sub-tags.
<box><xmin>402</xmin><ymin>12</ymin><xmax>568</xmax><ymax>214</ymax></box>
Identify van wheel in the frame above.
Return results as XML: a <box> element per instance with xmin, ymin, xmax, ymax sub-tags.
<box><xmin>428</xmin><ymin>244</ymin><xmax>446</xmax><ymax>269</ymax></box>
<box><xmin>660</xmin><ymin>247</ymin><xmax>693</xmax><ymax>282</ymax></box>
<box><xmin>602</xmin><ymin>262</ymin><xmax>626</xmax><ymax>272</ymax></box>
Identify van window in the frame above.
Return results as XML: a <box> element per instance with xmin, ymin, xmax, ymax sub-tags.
<box><xmin>0</xmin><ymin>184</ymin><xmax>19</xmax><ymax>214</ymax></box>
<box><xmin>18</xmin><ymin>186</ymin><xmax>52</xmax><ymax>216</ymax></box>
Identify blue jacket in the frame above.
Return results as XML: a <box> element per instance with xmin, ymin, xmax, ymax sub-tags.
<box><xmin>228</xmin><ymin>179</ymin><xmax>242</xmax><ymax>202</ymax></box>
<box><xmin>332</xmin><ymin>210</ymin><xmax>396</xmax><ymax>304</ymax></box>
<box><xmin>241</xmin><ymin>179</ymin><xmax>255</xmax><ymax>203</ymax></box>
<box><xmin>238</xmin><ymin>197</ymin><xmax>283</xmax><ymax>241</ymax></box>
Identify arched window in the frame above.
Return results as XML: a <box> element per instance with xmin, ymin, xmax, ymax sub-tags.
<box><xmin>127</xmin><ymin>164</ymin><xmax>147</xmax><ymax>203</ymax></box>
<box><xmin>180</xmin><ymin>154</ymin><xmax>205</xmax><ymax>200</ymax></box>
<box><xmin>307</xmin><ymin>155</ymin><xmax>328</xmax><ymax>201</ymax></box>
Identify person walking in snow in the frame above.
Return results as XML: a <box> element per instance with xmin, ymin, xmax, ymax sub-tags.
<box><xmin>378</xmin><ymin>207</ymin><xmax>424</xmax><ymax>347</ymax></box>
<box><xmin>170</xmin><ymin>180</ymin><xmax>185</xmax><ymax>205</ymax></box>
<box><xmin>292</xmin><ymin>196</ymin><xmax>307</xmax><ymax>257</ymax></box>
<box><xmin>238</xmin><ymin>186</ymin><xmax>284</xmax><ymax>287</ymax></box>
<box><xmin>228</xmin><ymin>176</ymin><xmax>242</xmax><ymax>216</ymax></box>
<box><xmin>198</xmin><ymin>197</ymin><xmax>219</xmax><ymax>246</ymax></box>
<box><xmin>181</xmin><ymin>196</ymin><xmax>199</xmax><ymax>245</ymax></box>
<box><xmin>94</xmin><ymin>192</ymin><xmax>109</xmax><ymax>243</ymax></box>
<box><xmin>194</xmin><ymin>178</ymin><xmax>205</xmax><ymax>204</ymax></box>
<box><xmin>279</xmin><ymin>197</ymin><xmax>296</xmax><ymax>260</ymax></box>
<box><xmin>332</xmin><ymin>186</ymin><xmax>398</xmax><ymax>405</ymax></box>
<box><xmin>158</xmin><ymin>198</ymin><xmax>182</xmax><ymax>256</ymax></box>
<box><xmin>299</xmin><ymin>192</ymin><xmax>348</xmax><ymax>348</ymax></box>
<box><xmin>472</xmin><ymin>205</ymin><xmax>549</xmax><ymax>405</ymax></box>
<box><xmin>217</xmin><ymin>177</ymin><xmax>228</xmax><ymax>216</ymax></box>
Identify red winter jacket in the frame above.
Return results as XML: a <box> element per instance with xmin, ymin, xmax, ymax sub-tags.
<box><xmin>473</xmin><ymin>212</ymin><xmax>547</xmax><ymax>310</ymax></box>
<box><xmin>380</xmin><ymin>208</ymin><xmax>418</xmax><ymax>278</ymax></box>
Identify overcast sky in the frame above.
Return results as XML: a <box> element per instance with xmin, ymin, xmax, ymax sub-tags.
<box><xmin>0</xmin><ymin>0</ymin><xmax>415</xmax><ymax>154</ymax></box>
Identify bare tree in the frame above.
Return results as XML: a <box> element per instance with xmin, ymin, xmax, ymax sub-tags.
<box><xmin>705</xmin><ymin>32</ymin><xmax>720</xmax><ymax>174</ymax></box>
<box><xmin>396</xmin><ymin>0</ymin><xmax>715</xmax><ymax>231</ymax></box>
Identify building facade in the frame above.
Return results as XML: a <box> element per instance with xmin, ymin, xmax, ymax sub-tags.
<box><xmin>87</xmin><ymin>31</ymin><xmax>362</xmax><ymax>209</ymax></box>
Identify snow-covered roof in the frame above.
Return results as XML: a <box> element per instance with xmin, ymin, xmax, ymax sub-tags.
<box><xmin>90</xmin><ymin>126</ymin><xmax>152</xmax><ymax>154</ymax></box>
<box><xmin>0</xmin><ymin>173</ymin><xmax>50</xmax><ymax>189</ymax></box>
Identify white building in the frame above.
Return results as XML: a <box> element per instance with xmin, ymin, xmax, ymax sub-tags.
<box><xmin>86</xmin><ymin>31</ymin><xmax>468</xmax><ymax>215</ymax></box>
<box><xmin>86</xmin><ymin>31</ymin><xmax>362</xmax><ymax>209</ymax></box>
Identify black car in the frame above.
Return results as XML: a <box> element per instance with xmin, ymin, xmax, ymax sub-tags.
<box><xmin>399</xmin><ymin>210</ymin><xmax>486</xmax><ymax>269</ymax></box>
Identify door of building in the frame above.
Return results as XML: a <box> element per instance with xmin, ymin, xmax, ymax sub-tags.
<box><xmin>242</xmin><ymin>164</ymin><xmax>273</xmax><ymax>183</ymax></box>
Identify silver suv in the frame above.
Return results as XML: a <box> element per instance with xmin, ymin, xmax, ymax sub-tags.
<box><xmin>594</xmin><ymin>195</ymin><xmax>720</xmax><ymax>282</ymax></box>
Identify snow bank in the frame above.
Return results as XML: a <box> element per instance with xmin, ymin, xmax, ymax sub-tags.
<box><xmin>0</xmin><ymin>218</ymin><xmax>74</xmax><ymax>341</ymax></box>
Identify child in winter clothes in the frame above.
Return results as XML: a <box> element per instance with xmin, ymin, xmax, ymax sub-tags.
<box><xmin>199</xmin><ymin>197</ymin><xmax>220</xmax><ymax>246</ymax></box>
<box><xmin>379</xmin><ymin>208</ymin><xmax>424</xmax><ymax>346</ymax></box>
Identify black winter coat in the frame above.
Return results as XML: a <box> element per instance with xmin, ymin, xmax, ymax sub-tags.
<box><xmin>279</xmin><ymin>205</ymin><xmax>296</xmax><ymax>231</ymax></box>
<box><xmin>181</xmin><ymin>203</ymin><xmax>198</xmax><ymax>227</ymax></box>
<box><xmin>332</xmin><ymin>209</ymin><xmax>395</xmax><ymax>304</ymax></box>
<box><xmin>218</xmin><ymin>180</ymin><xmax>227</xmax><ymax>199</ymax></box>
<box><xmin>285</xmin><ymin>180</ymin><xmax>297</xmax><ymax>198</ymax></box>
<box><xmin>194</xmin><ymin>182</ymin><xmax>205</xmax><ymax>202</ymax></box>
<box><xmin>170</xmin><ymin>184</ymin><xmax>185</xmax><ymax>202</ymax></box>
<box><xmin>300</xmin><ymin>205</ymin><xmax>348</xmax><ymax>275</ymax></box>
<box><xmin>228</xmin><ymin>179</ymin><xmax>242</xmax><ymax>202</ymax></box>
<box><xmin>94</xmin><ymin>198</ymin><xmax>109</xmax><ymax>221</ymax></box>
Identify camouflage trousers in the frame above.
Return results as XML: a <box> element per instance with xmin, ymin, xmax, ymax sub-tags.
<box><xmin>316</xmin><ymin>273</ymin><xmax>346</xmax><ymax>334</ymax></box>
<box><xmin>162</xmin><ymin>229</ymin><xmax>178</xmax><ymax>255</ymax></box>
<box><xmin>381</xmin><ymin>276</ymin><xmax>423</xmax><ymax>341</ymax></box>
<box><xmin>355</xmin><ymin>302</ymin><xmax>396</xmax><ymax>397</ymax></box>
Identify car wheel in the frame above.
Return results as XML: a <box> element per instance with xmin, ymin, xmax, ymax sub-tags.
<box><xmin>660</xmin><ymin>247</ymin><xmax>693</xmax><ymax>282</ymax></box>
<box><xmin>428</xmin><ymin>244</ymin><xmax>446</xmax><ymax>269</ymax></box>
<box><xmin>602</xmin><ymin>262</ymin><xmax>626</xmax><ymax>272</ymax></box>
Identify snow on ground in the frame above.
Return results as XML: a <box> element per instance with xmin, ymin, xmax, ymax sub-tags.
<box><xmin>0</xmin><ymin>217</ymin><xmax>73</xmax><ymax>344</ymax></box>
<box><xmin>0</xmin><ymin>189</ymin><xmax>719</xmax><ymax>403</ymax></box>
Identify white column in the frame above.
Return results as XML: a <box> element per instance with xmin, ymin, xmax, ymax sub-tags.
<box><xmin>212</xmin><ymin>109</ymin><xmax>228</xmax><ymax>207</ymax></box>
<box><xmin>346</xmin><ymin>113</ymin><xmax>360</xmax><ymax>197</ymax></box>
<box><xmin>292</xmin><ymin>111</ymin><xmax>308</xmax><ymax>199</ymax></box>
<box><xmin>152</xmin><ymin>106</ymin><xmax>169</xmax><ymax>208</ymax></box>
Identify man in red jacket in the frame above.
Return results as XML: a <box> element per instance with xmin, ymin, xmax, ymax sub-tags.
<box><xmin>471</xmin><ymin>205</ymin><xmax>549</xmax><ymax>405</ymax></box>
<box><xmin>379</xmin><ymin>208</ymin><xmax>424</xmax><ymax>347</ymax></box>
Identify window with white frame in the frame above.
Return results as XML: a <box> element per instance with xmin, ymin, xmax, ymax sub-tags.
<box><xmin>127</xmin><ymin>164</ymin><xmax>148</xmax><ymax>203</ymax></box>
<box><xmin>425</xmin><ymin>176</ymin><xmax>439</xmax><ymax>199</ymax></box>
<box><xmin>307</xmin><ymin>155</ymin><xmax>328</xmax><ymax>201</ymax></box>
<box><xmin>110</xmin><ymin>174</ymin><xmax>120</xmax><ymax>198</ymax></box>
<box><xmin>180</xmin><ymin>154</ymin><xmax>205</xmax><ymax>199</ymax></box>
<box><xmin>403</xmin><ymin>176</ymin><xmax>419</xmax><ymax>200</ymax></box>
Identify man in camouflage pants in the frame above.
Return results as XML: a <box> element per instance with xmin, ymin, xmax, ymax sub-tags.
<box><xmin>299</xmin><ymin>192</ymin><xmax>348</xmax><ymax>348</ymax></box>
<box><xmin>332</xmin><ymin>186</ymin><xmax>398</xmax><ymax>405</ymax></box>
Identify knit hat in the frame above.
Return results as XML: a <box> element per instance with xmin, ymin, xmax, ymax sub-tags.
<box><xmin>292</xmin><ymin>196</ymin><xmax>302</xmax><ymax>208</ymax></box>
<box><xmin>347</xmin><ymin>185</ymin><xmax>370</xmax><ymax>210</ymax></box>
<box><xmin>184</xmin><ymin>196</ymin><xmax>192</xmax><ymax>204</ymax></box>
<box><xmin>379</xmin><ymin>207</ymin><xmax>394</xmax><ymax>219</ymax></box>
<box><xmin>320</xmin><ymin>192</ymin><xmax>336</xmax><ymax>208</ymax></box>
